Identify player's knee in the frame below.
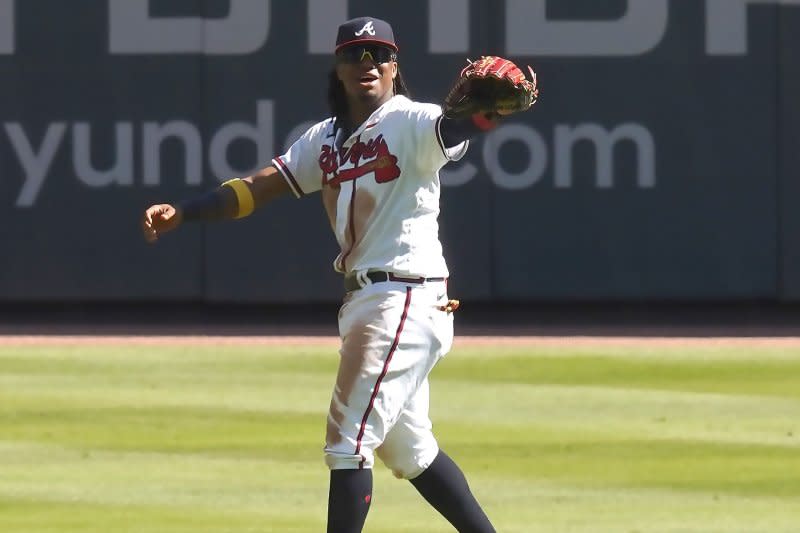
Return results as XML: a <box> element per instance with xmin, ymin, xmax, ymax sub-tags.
<box><xmin>376</xmin><ymin>442</ymin><xmax>439</xmax><ymax>480</ymax></box>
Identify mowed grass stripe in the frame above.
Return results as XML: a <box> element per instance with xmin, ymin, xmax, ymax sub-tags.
<box><xmin>0</xmin><ymin>407</ymin><xmax>324</xmax><ymax>457</ymax></box>
<box><xmin>437</xmin><ymin>350</ymin><xmax>800</xmax><ymax>399</ymax></box>
<box><xmin>442</xmin><ymin>428</ymin><xmax>800</xmax><ymax>496</ymax></box>
<box><xmin>4</xmin><ymin>344</ymin><xmax>799</xmax><ymax>398</ymax></box>
<box><xmin>452</xmin><ymin>342</ymin><xmax>800</xmax><ymax>361</ymax></box>
<box><xmin>432</xmin><ymin>382</ymin><xmax>800</xmax><ymax>447</ymax></box>
<box><xmin>0</xmin><ymin>345</ymin><xmax>339</xmax><ymax>375</ymax></box>
<box><xmin>1</xmin><ymin>342</ymin><xmax>799</xmax><ymax>532</ymax></box>
<box><xmin>0</xmin><ymin>497</ymin><xmax>324</xmax><ymax>533</ymax></box>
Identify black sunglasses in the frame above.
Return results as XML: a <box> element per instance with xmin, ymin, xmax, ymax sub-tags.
<box><xmin>336</xmin><ymin>45</ymin><xmax>397</xmax><ymax>65</ymax></box>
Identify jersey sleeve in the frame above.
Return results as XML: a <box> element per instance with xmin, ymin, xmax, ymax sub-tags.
<box><xmin>271</xmin><ymin>121</ymin><xmax>328</xmax><ymax>198</ymax></box>
<box><xmin>410</xmin><ymin>103</ymin><xmax>469</xmax><ymax>172</ymax></box>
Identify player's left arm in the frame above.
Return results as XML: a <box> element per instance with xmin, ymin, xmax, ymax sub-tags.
<box><xmin>438</xmin><ymin>113</ymin><xmax>500</xmax><ymax>149</ymax></box>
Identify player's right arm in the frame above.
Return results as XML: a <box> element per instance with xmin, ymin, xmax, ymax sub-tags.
<box><xmin>141</xmin><ymin>165</ymin><xmax>290</xmax><ymax>243</ymax></box>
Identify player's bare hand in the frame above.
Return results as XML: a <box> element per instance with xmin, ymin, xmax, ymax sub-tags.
<box><xmin>141</xmin><ymin>203</ymin><xmax>183</xmax><ymax>243</ymax></box>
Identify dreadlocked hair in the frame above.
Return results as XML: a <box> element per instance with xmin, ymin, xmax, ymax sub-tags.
<box><xmin>327</xmin><ymin>67</ymin><xmax>410</xmax><ymax>136</ymax></box>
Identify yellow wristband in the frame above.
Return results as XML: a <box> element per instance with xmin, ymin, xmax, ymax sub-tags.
<box><xmin>222</xmin><ymin>178</ymin><xmax>255</xmax><ymax>219</ymax></box>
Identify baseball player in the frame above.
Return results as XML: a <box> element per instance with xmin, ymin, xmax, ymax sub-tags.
<box><xmin>141</xmin><ymin>16</ymin><xmax>537</xmax><ymax>533</ymax></box>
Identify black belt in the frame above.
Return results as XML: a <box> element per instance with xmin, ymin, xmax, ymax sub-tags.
<box><xmin>344</xmin><ymin>271</ymin><xmax>446</xmax><ymax>292</ymax></box>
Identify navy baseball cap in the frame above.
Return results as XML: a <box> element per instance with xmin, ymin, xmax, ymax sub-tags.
<box><xmin>335</xmin><ymin>17</ymin><xmax>398</xmax><ymax>53</ymax></box>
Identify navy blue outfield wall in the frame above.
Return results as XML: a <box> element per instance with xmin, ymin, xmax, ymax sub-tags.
<box><xmin>0</xmin><ymin>0</ymin><xmax>797</xmax><ymax>303</ymax></box>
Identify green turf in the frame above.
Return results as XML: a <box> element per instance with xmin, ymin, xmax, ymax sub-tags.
<box><xmin>1</xmin><ymin>342</ymin><xmax>798</xmax><ymax>532</ymax></box>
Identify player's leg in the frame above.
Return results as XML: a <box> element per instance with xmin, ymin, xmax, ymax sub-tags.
<box><xmin>325</xmin><ymin>286</ymin><xmax>424</xmax><ymax>531</ymax></box>
<box><xmin>410</xmin><ymin>450</ymin><xmax>496</xmax><ymax>533</ymax></box>
<box><xmin>327</xmin><ymin>468</ymin><xmax>372</xmax><ymax>533</ymax></box>
<box><xmin>377</xmin><ymin>284</ymin><xmax>495</xmax><ymax>532</ymax></box>
<box><xmin>378</xmin><ymin>380</ymin><xmax>496</xmax><ymax>533</ymax></box>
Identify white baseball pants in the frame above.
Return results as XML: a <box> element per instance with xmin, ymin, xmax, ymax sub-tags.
<box><xmin>324</xmin><ymin>278</ymin><xmax>453</xmax><ymax>479</ymax></box>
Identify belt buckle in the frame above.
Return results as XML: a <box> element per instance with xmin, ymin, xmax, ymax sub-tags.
<box><xmin>344</xmin><ymin>270</ymin><xmax>384</xmax><ymax>292</ymax></box>
<box><xmin>356</xmin><ymin>270</ymin><xmax>373</xmax><ymax>289</ymax></box>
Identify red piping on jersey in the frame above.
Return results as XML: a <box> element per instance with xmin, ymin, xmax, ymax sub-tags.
<box><xmin>274</xmin><ymin>157</ymin><xmax>305</xmax><ymax>198</ymax></box>
<box><xmin>354</xmin><ymin>287</ymin><xmax>413</xmax><ymax>468</ymax></box>
<box><xmin>339</xmin><ymin>178</ymin><xmax>358</xmax><ymax>272</ymax></box>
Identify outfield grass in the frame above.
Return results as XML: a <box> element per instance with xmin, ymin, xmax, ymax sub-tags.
<box><xmin>1</xmin><ymin>340</ymin><xmax>799</xmax><ymax>532</ymax></box>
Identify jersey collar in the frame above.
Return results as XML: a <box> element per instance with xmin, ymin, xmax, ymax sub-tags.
<box><xmin>340</xmin><ymin>95</ymin><xmax>406</xmax><ymax>148</ymax></box>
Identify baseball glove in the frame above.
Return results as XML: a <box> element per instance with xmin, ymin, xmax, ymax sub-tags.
<box><xmin>443</xmin><ymin>56</ymin><xmax>539</xmax><ymax>119</ymax></box>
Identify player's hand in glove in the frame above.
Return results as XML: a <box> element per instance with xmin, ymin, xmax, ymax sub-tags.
<box><xmin>443</xmin><ymin>56</ymin><xmax>538</xmax><ymax>120</ymax></box>
<box><xmin>141</xmin><ymin>204</ymin><xmax>183</xmax><ymax>243</ymax></box>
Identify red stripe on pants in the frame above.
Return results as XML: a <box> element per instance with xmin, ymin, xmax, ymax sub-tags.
<box><xmin>354</xmin><ymin>287</ymin><xmax>413</xmax><ymax>468</ymax></box>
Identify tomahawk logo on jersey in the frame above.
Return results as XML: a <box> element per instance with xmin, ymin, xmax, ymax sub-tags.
<box><xmin>272</xmin><ymin>95</ymin><xmax>467</xmax><ymax>276</ymax></box>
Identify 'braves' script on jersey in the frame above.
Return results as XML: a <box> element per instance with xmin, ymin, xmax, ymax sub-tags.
<box><xmin>319</xmin><ymin>134</ymin><xmax>401</xmax><ymax>186</ymax></box>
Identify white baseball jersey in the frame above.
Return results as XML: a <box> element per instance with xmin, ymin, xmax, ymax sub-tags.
<box><xmin>272</xmin><ymin>95</ymin><xmax>468</xmax><ymax>277</ymax></box>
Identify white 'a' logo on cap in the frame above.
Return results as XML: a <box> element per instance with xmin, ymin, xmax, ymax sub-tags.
<box><xmin>355</xmin><ymin>21</ymin><xmax>376</xmax><ymax>37</ymax></box>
